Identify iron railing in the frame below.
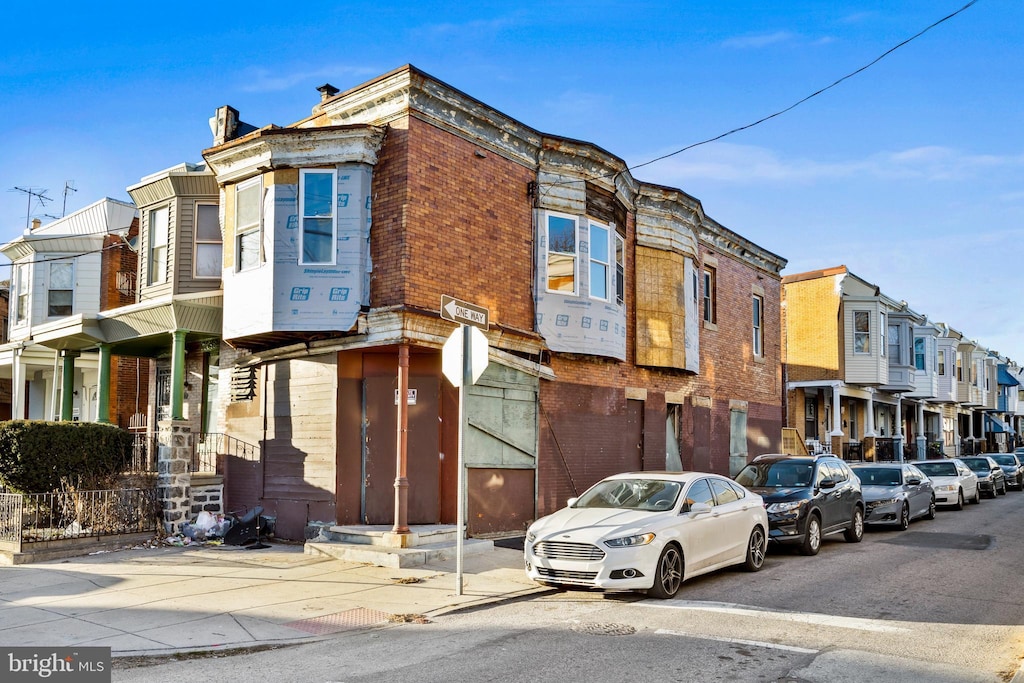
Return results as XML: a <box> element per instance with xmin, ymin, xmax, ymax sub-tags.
<box><xmin>127</xmin><ymin>433</ymin><xmax>160</xmax><ymax>473</ymax></box>
<box><xmin>0</xmin><ymin>488</ymin><xmax>160</xmax><ymax>552</ymax></box>
<box><xmin>192</xmin><ymin>433</ymin><xmax>260</xmax><ymax>474</ymax></box>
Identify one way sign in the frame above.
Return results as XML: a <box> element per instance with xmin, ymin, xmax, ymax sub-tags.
<box><xmin>440</xmin><ymin>295</ymin><xmax>489</xmax><ymax>330</ymax></box>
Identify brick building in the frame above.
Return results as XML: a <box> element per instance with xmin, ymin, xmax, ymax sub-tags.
<box><xmin>201</xmin><ymin>65</ymin><xmax>786</xmax><ymax>539</ymax></box>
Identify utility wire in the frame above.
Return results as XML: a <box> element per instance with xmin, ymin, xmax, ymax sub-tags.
<box><xmin>629</xmin><ymin>0</ymin><xmax>978</xmax><ymax>174</ymax></box>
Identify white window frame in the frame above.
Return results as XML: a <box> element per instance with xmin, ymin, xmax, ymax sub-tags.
<box><xmin>148</xmin><ymin>205</ymin><xmax>169</xmax><ymax>285</ymax></box>
<box><xmin>914</xmin><ymin>337</ymin><xmax>926</xmax><ymax>371</ymax></box>
<box><xmin>615</xmin><ymin>232</ymin><xmax>625</xmax><ymax>306</ymax></box>
<box><xmin>880</xmin><ymin>313</ymin><xmax>887</xmax><ymax>357</ymax></box>
<box><xmin>752</xmin><ymin>294</ymin><xmax>764</xmax><ymax>358</ymax></box>
<box><xmin>938</xmin><ymin>349</ymin><xmax>946</xmax><ymax>375</ymax></box>
<box><xmin>545</xmin><ymin>211</ymin><xmax>578</xmax><ymax>295</ymax></box>
<box><xmin>235</xmin><ymin>177</ymin><xmax>262</xmax><ymax>272</ymax></box>
<box><xmin>588</xmin><ymin>219</ymin><xmax>610</xmax><ymax>301</ymax></box>
<box><xmin>854</xmin><ymin>311</ymin><xmax>870</xmax><ymax>354</ymax></box>
<box><xmin>299</xmin><ymin>168</ymin><xmax>337</xmax><ymax>266</ymax></box>
<box><xmin>193</xmin><ymin>201</ymin><xmax>222</xmax><ymax>279</ymax></box>
<box><xmin>14</xmin><ymin>263</ymin><xmax>30</xmax><ymax>325</ymax></box>
<box><xmin>703</xmin><ymin>267</ymin><xmax>717</xmax><ymax>324</ymax></box>
<box><xmin>47</xmin><ymin>260</ymin><xmax>74</xmax><ymax>317</ymax></box>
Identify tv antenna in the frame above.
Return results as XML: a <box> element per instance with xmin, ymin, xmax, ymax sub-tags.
<box><xmin>61</xmin><ymin>180</ymin><xmax>77</xmax><ymax>217</ymax></box>
<box><xmin>9</xmin><ymin>186</ymin><xmax>52</xmax><ymax>230</ymax></box>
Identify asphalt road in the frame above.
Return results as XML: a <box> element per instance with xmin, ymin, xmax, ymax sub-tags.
<box><xmin>114</xmin><ymin>485</ymin><xmax>1024</xmax><ymax>683</ymax></box>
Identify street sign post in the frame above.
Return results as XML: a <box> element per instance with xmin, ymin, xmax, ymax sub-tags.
<box><xmin>440</xmin><ymin>297</ymin><xmax>490</xmax><ymax>596</ymax></box>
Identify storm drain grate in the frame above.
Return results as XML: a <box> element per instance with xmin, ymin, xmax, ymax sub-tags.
<box><xmin>570</xmin><ymin>622</ymin><xmax>637</xmax><ymax>636</ymax></box>
<box><xmin>880</xmin><ymin>531</ymin><xmax>992</xmax><ymax>551</ymax></box>
<box><xmin>285</xmin><ymin>608</ymin><xmax>393</xmax><ymax>635</ymax></box>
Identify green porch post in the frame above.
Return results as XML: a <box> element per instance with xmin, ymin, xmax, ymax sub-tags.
<box><xmin>97</xmin><ymin>343</ymin><xmax>112</xmax><ymax>424</ymax></box>
<box><xmin>170</xmin><ymin>329</ymin><xmax>188</xmax><ymax>421</ymax></box>
<box><xmin>60</xmin><ymin>350</ymin><xmax>80</xmax><ymax>421</ymax></box>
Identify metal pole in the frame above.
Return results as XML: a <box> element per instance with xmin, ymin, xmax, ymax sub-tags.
<box><xmin>456</xmin><ymin>324</ymin><xmax>470</xmax><ymax>595</ymax></box>
<box><xmin>393</xmin><ymin>343</ymin><xmax>410</xmax><ymax>535</ymax></box>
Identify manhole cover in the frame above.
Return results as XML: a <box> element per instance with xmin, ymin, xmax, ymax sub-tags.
<box><xmin>570</xmin><ymin>622</ymin><xmax>636</xmax><ymax>636</ymax></box>
<box><xmin>285</xmin><ymin>608</ymin><xmax>392</xmax><ymax>635</ymax></box>
<box><xmin>880</xmin><ymin>531</ymin><xmax>992</xmax><ymax>551</ymax></box>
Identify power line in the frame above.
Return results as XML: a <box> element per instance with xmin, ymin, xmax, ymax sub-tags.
<box><xmin>628</xmin><ymin>0</ymin><xmax>979</xmax><ymax>174</ymax></box>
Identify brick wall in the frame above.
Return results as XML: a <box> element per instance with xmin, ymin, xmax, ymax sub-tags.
<box><xmin>782</xmin><ymin>273</ymin><xmax>842</xmax><ymax>382</ymax></box>
<box><xmin>371</xmin><ymin>116</ymin><xmax>536</xmax><ymax>332</ymax></box>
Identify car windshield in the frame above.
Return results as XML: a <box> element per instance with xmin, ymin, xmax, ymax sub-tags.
<box><xmin>854</xmin><ymin>467</ymin><xmax>902</xmax><ymax>486</ymax></box>
<box><xmin>961</xmin><ymin>459</ymin><xmax>989</xmax><ymax>473</ymax></box>
<box><xmin>735</xmin><ymin>461</ymin><xmax>813</xmax><ymax>488</ymax></box>
<box><xmin>575</xmin><ymin>479</ymin><xmax>682</xmax><ymax>511</ymax></box>
<box><xmin>916</xmin><ymin>462</ymin><xmax>957</xmax><ymax>477</ymax></box>
<box><xmin>991</xmin><ymin>455</ymin><xmax>1016</xmax><ymax>466</ymax></box>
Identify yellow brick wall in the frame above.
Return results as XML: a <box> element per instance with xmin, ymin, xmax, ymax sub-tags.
<box><xmin>783</xmin><ymin>275</ymin><xmax>842</xmax><ymax>381</ymax></box>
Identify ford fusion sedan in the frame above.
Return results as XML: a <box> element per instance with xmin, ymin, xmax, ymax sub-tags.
<box><xmin>914</xmin><ymin>458</ymin><xmax>980</xmax><ymax>509</ymax></box>
<box><xmin>734</xmin><ymin>454</ymin><xmax>863</xmax><ymax>556</ymax></box>
<box><xmin>850</xmin><ymin>463</ymin><xmax>935</xmax><ymax>529</ymax></box>
<box><xmin>524</xmin><ymin>472</ymin><xmax>768</xmax><ymax>599</ymax></box>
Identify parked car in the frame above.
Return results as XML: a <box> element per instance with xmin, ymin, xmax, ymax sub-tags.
<box><xmin>733</xmin><ymin>454</ymin><xmax>863</xmax><ymax>556</ymax></box>
<box><xmin>850</xmin><ymin>463</ymin><xmax>935</xmax><ymax>529</ymax></box>
<box><xmin>524</xmin><ymin>472</ymin><xmax>769</xmax><ymax>599</ymax></box>
<box><xmin>989</xmin><ymin>453</ymin><xmax>1024</xmax><ymax>491</ymax></box>
<box><xmin>914</xmin><ymin>458</ymin><xmax>980</xmax><ymax>509</ymax></box>
<box><xmin>960</xmin><ymin>456</ymin><xmax>1007</xmax><ymax>498</ymax></box>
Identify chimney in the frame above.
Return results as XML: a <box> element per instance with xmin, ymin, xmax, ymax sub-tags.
<box><xmin>31</xmin><ymin>218</ymin><xmax>41</xmax><ymax>231</ymax></box>
<box><xmin>209</xmin><ymin>105</ymin><xmax>241</xmax><ymax>146</ymax></box>
<box><xmin>317</xmin><ymin>83</ymin><xmax>340</xmax><ymax>102</ymax></box>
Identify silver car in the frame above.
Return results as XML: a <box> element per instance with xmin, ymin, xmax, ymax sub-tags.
<box><xmin>850</xmin><ymin>463</ymin><xmax>935</xmax><ymax>530</ymax></box>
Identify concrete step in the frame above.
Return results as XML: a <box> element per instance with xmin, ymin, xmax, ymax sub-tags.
<box><xmin>304</xmin><ymin>537</ymin><xmax>494</xmax><ymax>568</ymax></box>
<box><xmin>317</xmin><ymin>524</ymin><xmax>461</xmax><ymax>547</ymax></box>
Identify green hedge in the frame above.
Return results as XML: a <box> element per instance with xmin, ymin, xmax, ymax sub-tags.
<box><xmin>0</xmin><ymin>421</ymin><xmax>133</xmax><ymax>493</ymax></box>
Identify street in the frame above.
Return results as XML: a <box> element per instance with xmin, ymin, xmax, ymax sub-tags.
<box><xmin>114</xmin><ymin>488</ymin><xmax>1024</xmax><ymax>683</ymax></box>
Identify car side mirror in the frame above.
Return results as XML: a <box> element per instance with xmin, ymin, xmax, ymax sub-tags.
<box><xmin>567</xmin><ymin>497</ymin><xmax>579</xmax><ymax>508</ymax></box>
<box><xmin>688</xmin><ymin>501</ymin><xmax>712</xmax><ymax>516</ymax></box>
<box><xmin>819</xmin><ymin>478</ymin><xmax>836</xmax><ymax>490</ymax></box>
<box><xmin>907</xmin><ymin>478</ymin><xmax>921</xmax><ymax>486</ymax></box>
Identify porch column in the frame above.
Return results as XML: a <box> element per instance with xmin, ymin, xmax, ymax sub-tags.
<box><xmin>11</xmin><ymin>348</ymin><xmax>25</xmax><ymax>419</ymax></box>
<box><xmin>915</xmin><ymin>402</ymin><xmax>927</xmax><ymax>459</ymax></box>
<box><xmin>864</xmin><ymin>390</ymin><xmax>877</xmax><ymax>437</ymax></box>
<box><xmin>97</xmin><ymin>343</ymin><xmax>112</xmax><ymax>424</ymax></box>
<box><xmin>59</xmin><ymin>349</ymin><xmax>80</xmax><ymax>421</ymax></box>
<box><xmin>157</xmin><ymin>420</ymin><xmax>192</xmax><ymax>534</ymax></box>
<box><xmin>829</xmin><ymin>384</ymin><xmax>843</xmax><ymax>456</ymax></box>
<box><xmin>170</xmin><ymin>329</ymin><xmax>188</xmax><ymax>421</ymax></box>
<box><xmin>894</xmin><ymin>396</ymin><xmax>904</xmax><ymax>462</ymax></box>
<box><xmin>392</xmin><ymin>343</ymin><xmax>411</xmax><ymax>539</ymax></box>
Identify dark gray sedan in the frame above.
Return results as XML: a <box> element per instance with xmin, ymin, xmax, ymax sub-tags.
<box><xmin>850</xmin><ymin>463</ymin><xmax>936</xmax><ymax>530</ymax></box>
<box><xmin>989</xmin><ymin>453</ymin><xmax>1024</xmax><ymax>491</ymax></box>
<box><xmin>960</xmin><ymin>456</ymin><xmax>1007</xmax><ymax>498</ymax></box>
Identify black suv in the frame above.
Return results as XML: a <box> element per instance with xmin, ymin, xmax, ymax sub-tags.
<box><xmin>734</xmin><ymin>454</ymin><xmax>864</xmax><ymax>556</ymax></box>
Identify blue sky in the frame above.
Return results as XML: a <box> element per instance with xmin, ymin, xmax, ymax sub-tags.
<box><xmin>2</xmin><ymin>1</ymin><xmax>1022</xmax><ymax>361</ymax></box>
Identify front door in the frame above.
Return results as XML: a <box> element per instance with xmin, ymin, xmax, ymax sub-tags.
<box><xmin>362</xmin><ymin>375</ymin><xmax>440</xmax><ymax>525</ymax></box>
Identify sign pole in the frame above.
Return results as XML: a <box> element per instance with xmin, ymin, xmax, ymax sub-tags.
<box><xmin>456</xmin><ymin>324</ymin><xmax>471</xmax><ymax>595</ymax></box>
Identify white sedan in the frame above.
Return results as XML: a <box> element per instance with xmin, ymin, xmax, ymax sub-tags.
<box><xmin>524</xmin><ymin>472</ymin><xmax>769</xmax><ymax>599</ymax></box>
<box><xmin>914</xmin><ymin>458</ymin><xmax>980</xmax><ymax>509</ymax></box>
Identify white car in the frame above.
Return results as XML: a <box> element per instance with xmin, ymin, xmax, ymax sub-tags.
<box><xmin>914</xmin><ymin>458</ymin><xmax>980</xmax><ymax>509</ymax></box>
<box><xmin>524</xmin><ymin>472</ymin><xmax>769</xmax><ymax>599</ymax></box>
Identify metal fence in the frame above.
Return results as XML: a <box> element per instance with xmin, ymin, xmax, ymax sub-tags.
<box><xmin>0</xmin><ymin>488</ymin><xmax>161</xmax><ymax>552</ymax></box>
<box><xmin>192</xmin><ymin>433</ymin><xmax>259</xmax><ymax>474</ymax></box>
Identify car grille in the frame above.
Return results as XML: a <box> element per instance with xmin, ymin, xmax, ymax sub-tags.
<box><xmin>536</xmin><ymin>567</ymin><xmax>599</xmax><ymax>583</ymax></box>
<box><xmin>533</xmin><ymin>541</ymin><xmax>606</xmax><ymax>561</ymax></box>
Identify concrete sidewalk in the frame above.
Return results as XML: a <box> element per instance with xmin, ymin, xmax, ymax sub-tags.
<box><xmin>0</xmin><ymin>541</ymin><xmax>544</xmax><ymax>657</ymax></box>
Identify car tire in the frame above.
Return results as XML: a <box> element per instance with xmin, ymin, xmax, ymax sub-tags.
<box><xmin>743</xmin><ymin>527</ymin><xmax>767</xmax><ymax>572</ymax></box>
<box><xmin>799</xmin><ymin>514</ymin><xmax>822</xmax><ymax>556</ymax></box>
<box><xmin>954</xmin><ymin>489</ymin><xmax>965</xmax><ymax>511</ymax></box>
<box><xmin>972</xmin><ymin>488</ymin><xmax>981</xmax><ymax>504</ymax></box>
<box><xmin>925</xmin><ymin>496</ymin><xmax>936</xmax><ymax>520</ymax></box>
<box><xmin>647</xmin><ymin>544</ymin><xmax>683</xmax><ymax>599</ymax></box>
<box><xmin>898</xmin><ymin>503</ymin><xmax>910</xmax><ymax>531</ymax></box>
<box><xmin>998</xmin><ymin>481</ymin><xmax>1007</xmax><ymax>496</ymax></box>
<box><xmin>844</xmin><ymin>507</ymin><xmax>864</xmax><ymax>543</ymax></box>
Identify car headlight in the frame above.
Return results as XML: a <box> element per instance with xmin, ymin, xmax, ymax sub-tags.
<box><xmin>934</xmin><ymin>484</ymin><xmax>956</xmax><ymax>492</ymax></box>
<box><xmin>766</xmin><ymin>500</ymin><xmax>805</xmax><ymax>513</ymax></box>
<box><xmin>525</xmin><ymin>530</ymin><xmax>536</xmax><ymax>543</ymax></box>
<box><xmin>871</xmin><ymin>498</ymin><xmax>900</xmax><ymax>507</ymax></box>
<box><xmin>604</xmin><ymin>532</ymin><xmax>656</xmax><ymax>548</ymax></box>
